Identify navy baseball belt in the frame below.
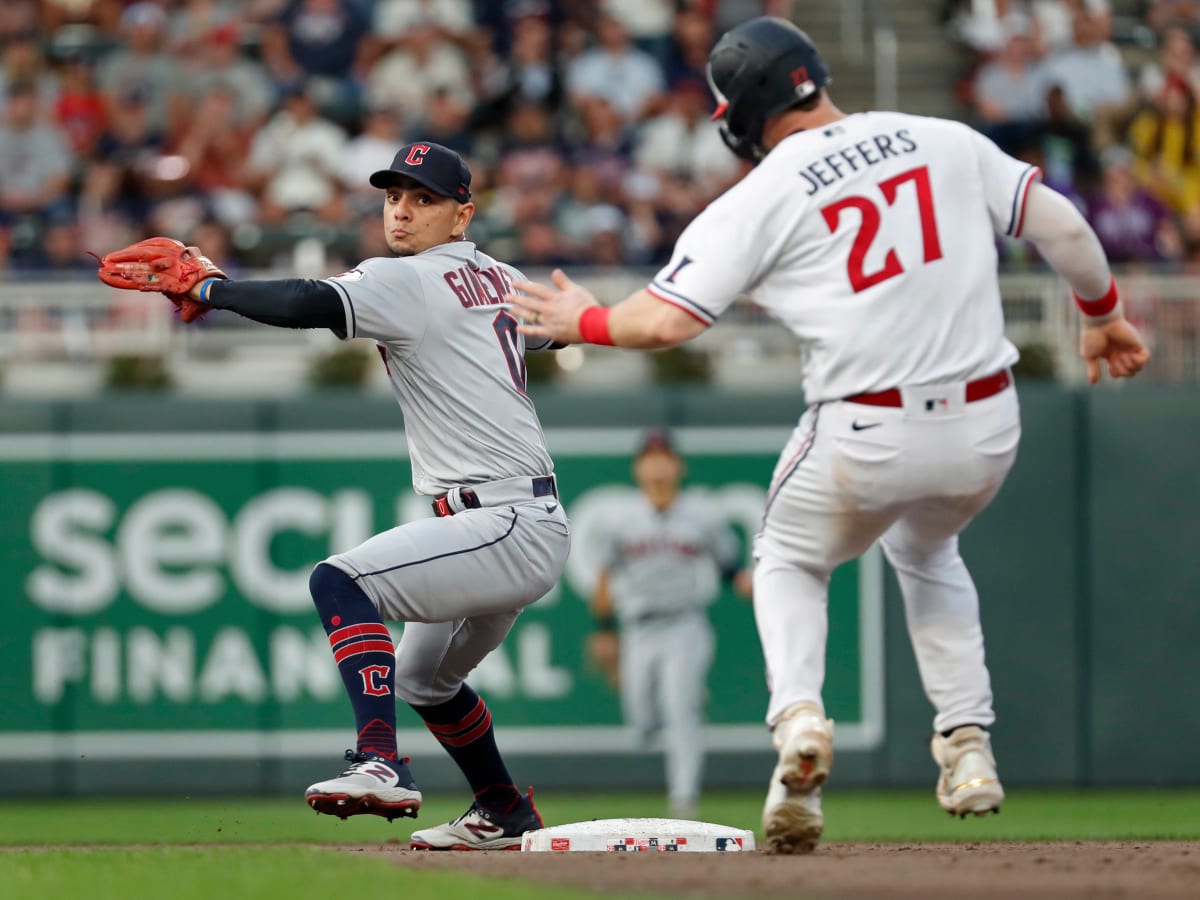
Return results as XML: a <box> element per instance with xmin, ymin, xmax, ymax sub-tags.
<box><xmin>433</xmin><ymin>475</ymin><xmax>557</xmax><ymax>517</ymax></box>
<box><xmin>844</xmin><ymin>369</ymin><xmax>1012</xmax><ymax>407</ymax></box>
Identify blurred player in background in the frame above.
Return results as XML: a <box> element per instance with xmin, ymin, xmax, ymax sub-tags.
<box><xmin>508</xmin><ymin>17</ymin><xmax>1150</xmax><ymax>854</ymax></box>
<box><xmin>588</xmin><ymin>428</ymin><xmax>750</xmax><ymax>819</ymax></box>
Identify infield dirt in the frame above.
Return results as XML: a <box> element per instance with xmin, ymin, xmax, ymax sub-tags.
<box><xmin>363</xmin><ymin>840</ymin><xmax>1200</xmax><ymax>899</ymax></box>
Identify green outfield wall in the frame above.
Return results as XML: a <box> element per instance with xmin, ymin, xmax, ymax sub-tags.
<box><xmin>0</xmin><ymin>384</ymin><xmax>1196</xmax><ymax>795</ymax></box>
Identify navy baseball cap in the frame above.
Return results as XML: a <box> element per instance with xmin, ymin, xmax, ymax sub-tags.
<box><xmin>369</xmin><ymin>141</ymin><xmax>472</xmax><ymax>202</ymax></box>
<box><xmin>636</xmin><ymin>428</ymin><xmax>678</xmax><ymax>457</ymax></box>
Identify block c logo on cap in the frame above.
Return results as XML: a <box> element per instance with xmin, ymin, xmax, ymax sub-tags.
<box><xmin>405</xmin><ymin>144</ymin><xmax>431</xmax><ymax>166</ymax></box>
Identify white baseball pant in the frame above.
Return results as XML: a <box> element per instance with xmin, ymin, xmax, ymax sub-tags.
<box><xmin>752</xmin><ymin>377</ymin><xmax>1021</xmax><ymax>734</ymax></box>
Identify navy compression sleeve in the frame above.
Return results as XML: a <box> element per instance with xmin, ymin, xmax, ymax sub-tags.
<box><xmin>205</xmin><ymin>279</ymin><xmax>346</xmax><ymax>331</ymax></box>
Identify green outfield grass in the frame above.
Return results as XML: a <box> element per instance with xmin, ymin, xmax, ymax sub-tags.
<box><xmin>2</xmin><ymin>790</ymin><xmax>1197</xmax><ymax>900</ymax></box>
<box><xmin>0</xmin><ymin>848</ymin><xmax>636</xmax><ymax>900</ymax></box>
<box><xmin>1</xmin><ymin>788</ymin><xmax>1198</xmax><ymax>846</ymax></box>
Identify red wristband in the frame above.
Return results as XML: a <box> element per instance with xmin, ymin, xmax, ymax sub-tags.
<box><xmin>579</xmin><ymin>305</ymin><xmax>614</xmax><ymax>345</ymax></box>
<box><xmin>1073</xmin><ymin>277</ymin><xmax>1119</xmax><ymax>318</ymax></box>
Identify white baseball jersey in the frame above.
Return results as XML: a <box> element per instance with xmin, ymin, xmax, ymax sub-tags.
<box><xmin>322</xmin><ymin>241</ymin><xmax>555</xmax><ymax>495</ymax></box>
<box><xmin>596</xmin><ymin>491</ymin><xmax>740</xmax><ymax>623</ymax></box>
<box><xmin>647</xmin><ymin>111</ymin><xmax>1038</xmax><ymax>402</ymax></box>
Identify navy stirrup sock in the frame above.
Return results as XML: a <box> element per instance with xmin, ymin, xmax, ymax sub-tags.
<box><xmin>309</xmin><ymin>563</ymin><xmax>398</xmax><ymax>761</ymax></box>
<box><xmin>411</xmin><ymin>684</ymin><xmax>520</xmax><ymax>812</ymax></box>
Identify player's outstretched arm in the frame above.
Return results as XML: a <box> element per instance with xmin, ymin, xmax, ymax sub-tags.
<box><xmin>186</xmin><ymin>277</ymin><xmax>347</xmax><ymax>330</ymax></box>
<box><xmin>1018</xmin><ymin>183</ymin><xmax>1150</xmax><ymax>383</ymax></box>
<box><xmin>507</xmin><ymin>269</ymin><xmax>707</xmax><ymax>349</ymax></box>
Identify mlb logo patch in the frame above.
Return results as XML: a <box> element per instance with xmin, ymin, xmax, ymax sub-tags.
<box><xmin>715</xmin><ymin>837</ymin><xmax>744</xmax><ymax>852</ymax></box>
<box><xmin>550</xmin><ymin>838</ymin><xmax>571</xmax><ymax>851</ymax></box>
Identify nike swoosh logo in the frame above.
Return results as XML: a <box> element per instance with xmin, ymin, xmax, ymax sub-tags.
<box><xmin>851</xmin><ymin>421</ymin><xmax>882</xmax><ymax>431</ymax></box>
<box><xmin>544</xmin><ymin>503</ymin><xmax>558</xmax><ymax>513</ymax></box>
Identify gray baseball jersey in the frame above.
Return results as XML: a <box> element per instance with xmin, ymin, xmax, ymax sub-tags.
<box><xmin>597</xmin><ymin>491</ymin><xmax>740</xmax><ymax>623</ymax></box>
<box><xmin>318</xmin><ymin>239</ymin><xmax>570</xmax><ymax>706</ymax></box>
<box><xmin>322</xmin><ymin>240</ymin><xmax>555</xmax><ymax>495</ymax></box>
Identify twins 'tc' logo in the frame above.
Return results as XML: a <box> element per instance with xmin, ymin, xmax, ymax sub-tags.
<box><xmin>358</xmin><ymin>664</ymin><xmax>392</xmax><ymax>696</ymax></box>
<box><xmin>405</xmin><ymin>144</ymin><xmax>431</xmax><ymax>166</ymax></box>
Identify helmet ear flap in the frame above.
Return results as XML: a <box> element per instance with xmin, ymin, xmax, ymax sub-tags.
<box><xmin>707</xmin><ymin>53</ymin><xmax>765</xmax><ymax>161</ymax></box>
<box><xmin>717</xmin><ymin>122</ymin><xmax>762</xmax><ymax>162</ymax></box>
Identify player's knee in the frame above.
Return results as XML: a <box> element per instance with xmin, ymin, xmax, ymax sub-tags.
<box><xmin>309</xmin><ymin>562</ymin><xmax>343</xmax><ymax>600</ymax></box>
<box><xmin>881</xmin><ymin>535</ymin><xmax>959</xmax><ymax>571</ymax></box>
<box><xmin>308</xmin><ymin>562</ymin><xmax>371</xmax><ymax>617</ymax></box>
<box><xmin>393</xmin><ymin>674</ymin><xmax>459</xmax><ymax>707</ymax></box>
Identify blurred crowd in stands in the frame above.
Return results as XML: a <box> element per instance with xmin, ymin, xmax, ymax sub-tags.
<box><xmin>945</xmin><ymin>0</ymin><xmax>1200</xmax><ymax>268</ymax></box>
<box><xmin>6</xmin><ymin>0</ymin><xmax>1200</xmax><ymax>279</ymax></box>
<box><xmin>0</xmin><ymin>0</ymin><xmax>789</xmax><ymax>275</ymax></box>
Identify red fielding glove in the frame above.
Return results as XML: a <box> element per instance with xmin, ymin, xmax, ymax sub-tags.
<box><xmin>96</xmin><ymin>237</ymin><xmax>227</xmax><ymax>323</ymax></box>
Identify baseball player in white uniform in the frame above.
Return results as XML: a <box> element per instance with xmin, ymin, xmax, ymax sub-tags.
<box><xmin>588</xmin><ymin>429</ymin><xmax>749</xmax><ymax>819</ymax></box>
<box><xmin>169</xmin><ymin>142</ymin><xmax>570</xmax><ymax>850</ymax></box>
<box><xmin>507</xmin><ymin>19</ymin><xmax>1150</xmax><ymax>854</ymax></box>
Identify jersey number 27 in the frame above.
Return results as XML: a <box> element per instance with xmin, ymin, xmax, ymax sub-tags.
<box><xmin>820</xmin><ymin>165</ymin><xmax>943</xmax><ymax>293</ymax></box>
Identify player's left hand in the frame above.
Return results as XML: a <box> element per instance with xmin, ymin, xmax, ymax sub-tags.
<box><xmin>732</xmin><ymin>569</ymin><xmax>754</xmax><ymax>599</ymax></box>
<box><xmin>507</xmin><ymin>269</ymin><xmax>598</xmax><ymax>344</ymax></box>
<box><xmin>96</xmin><ymin>237</ymin><xmax>226</xmax><ymax>323</ymax></box>
<box><xmin>1080</xmin><ymin>316</ymin><xmax>1151</xmax><ymax>384</ymax></box>
<box><xmin>586</xmin><ymin>629</ymin><xmax>620</xmax><ymax>689</ymax></box>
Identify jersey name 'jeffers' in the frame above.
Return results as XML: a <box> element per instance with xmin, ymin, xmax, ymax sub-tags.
<box><xmin>443</xmin><ymin>264</ymin><xmax>513</xmax><ymax>309</ymax></box>
<box><xmin>799</xmin><ymin>128</ymin><xmax>917</xmax><ymax>196</ymax></box>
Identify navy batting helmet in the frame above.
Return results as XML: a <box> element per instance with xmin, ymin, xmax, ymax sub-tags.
<box><xmin>706</xmin><ymin>17</ymin><xmax>831</xmax><ymax>162</ymax></box>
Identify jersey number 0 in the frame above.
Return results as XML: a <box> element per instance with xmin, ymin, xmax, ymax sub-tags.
<box><xmin>820</xmin><ymin>165</ymin><xmax>943</xmax><ymax>293</ymax></box>
<box><xmin>493</xmin><ymin>311</ymin><xmax>528</xmax><ymax>395</ymax></box>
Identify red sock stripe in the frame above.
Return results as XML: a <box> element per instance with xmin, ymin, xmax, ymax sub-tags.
<box><xmin>474</xmin><ymin>784</ymin><xmax>522</xmax><ymax>813</ymax></box>
<box><xmin>424</xmin><ymin>697</ymin><xmax>487</xmax><ymax>736</ymax></box>
<box><xmin>433</xmin><ymin>708</ymin><xmax>493</xmax><ymax>748</ymax></box>
<box><xmin>329</xmin><ymin>622</ymin><xmax>391</xmax><ymax>647</ymax></box>
<box><xmin>423</xmin><ymin>697</ymin><xmax>495</xmax><ymax>746</ymax></box>
<box><xmin>357</xmin><ymin>718</ymin><xmax>398</xmax><ymax>760</ymax></box>
<box><xmin>333</xmin><ymin>639</ymin><xmax>395</xmax><ymax>665</ymax></box>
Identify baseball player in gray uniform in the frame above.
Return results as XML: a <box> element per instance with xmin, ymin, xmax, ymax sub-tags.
<box><xmin>507</xmin><ymin>19</ymin><xmax>1150</xmax><ymax>854</ymax></box>
<box><xmin>589</xmin><ymin>429</ymin><xmax>749</xmax><ymax>819</ymax></box>
<box><xmin>163</xmin><ymin>142</ymin><xmax>569</xmax><ymax>850</ymax></box>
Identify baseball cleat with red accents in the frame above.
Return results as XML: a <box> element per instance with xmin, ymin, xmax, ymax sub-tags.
<box><xmin>306</xmin><ymin>750</ymin><xmax>422</xmax><ymax>821</ymax></box>
<box><xmin>409</xmin><ymin>789</ymin><xmax>542</xmax><ymax>850</ymax></box>
<box><xmin>762</xmin><ymin>702</ymin><xmax>834</xmax><ymax>854</ymax></box>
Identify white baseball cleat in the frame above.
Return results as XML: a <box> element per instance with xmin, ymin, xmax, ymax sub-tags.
<box><xmin>762</xmin><ymin>702</ymin><xmax>834</xmax><ymax>854</ymax></box>
<box><xmin>931</xmin><ymin>725</ymin><xmax>1004</xmax><ymax>818</ymax></box>
<box><xmin>305</xmin><ymin>750</ymin><xmax>422</xmax><ymax>821</ymax></box>
<box><xmin>410</xmin><ymin>789</ymin><xmax>542</xmax><ymax>851</ymax></box>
